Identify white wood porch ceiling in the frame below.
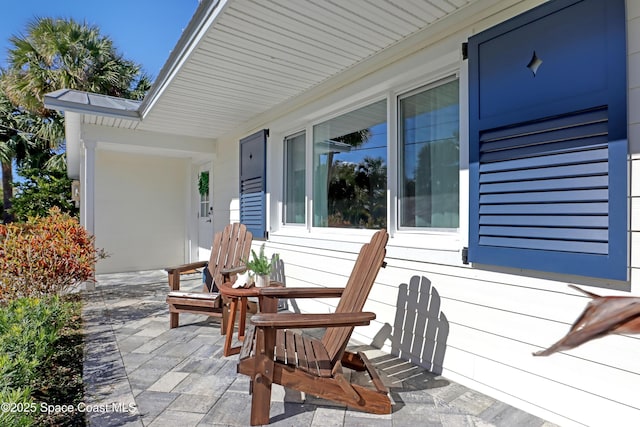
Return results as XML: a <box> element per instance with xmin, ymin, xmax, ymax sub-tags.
<box><xmin>95</xmin><ymin>0</ymin><xmax>473</xmax><ymax>139</ymax></box>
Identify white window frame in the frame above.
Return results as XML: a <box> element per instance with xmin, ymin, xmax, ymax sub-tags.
<box><xmin>283</xmin><ymin>130</ymin><xmax>307</xmax><ymax>227</ymax></box>
<box><xmin>198</xmin><ymin>169</ymin><xmax>211</xmax><ymax>219</ymax></box>
<box><xmin>309</xmin><ymin>96</ymin><xmax>389</xmax><ymax>235</ymax></box>
<box><xmin>275</xmin><ymin>61</ymin><xmax>467</xmax><ymax>254</ymax></box>
<box><xmin>396</xmin><ymin>75</ymin><xmax>461</xmax><ymax>233</ymax></box>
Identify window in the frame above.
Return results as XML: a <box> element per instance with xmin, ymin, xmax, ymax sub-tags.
<box><xmin>312</xmin><ymin>100</ymin><xmax>387</xmax><ymax>229</ymax></box>
<box><xmin>399</xmin><ymin>79</ymin><xmax>459</xmax><ymax>229</ymax></box>
<box><xmin>200</xmin><ymin>192</ymin><xmax>210</xmax><ymax>218</ymax></box>
<box><xmin>199</xmin><ymin>171</ymin><xmax>210</xmax><ymax>218</ymax></box>
<box><xmin>284</xmin><ymin>132</ymin><xmax>306</xmax><ymax>224</ymax></box>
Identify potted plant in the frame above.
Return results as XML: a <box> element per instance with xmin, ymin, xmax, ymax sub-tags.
<box><xmin>245</xmin><ymin>244</ymin><xmax>279</xmax><ymax>287</ymax></box>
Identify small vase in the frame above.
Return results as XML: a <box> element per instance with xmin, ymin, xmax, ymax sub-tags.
<box><xmin>255</xmin><ymin>274</ymin><xmax>270</xmax><ymax>288</ymax></box>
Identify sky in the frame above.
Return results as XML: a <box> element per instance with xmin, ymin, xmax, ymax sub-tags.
<box><xmin>0</xmin><ymin>0</ymin><xmax>200</xmax><ymax>80</ymax></box>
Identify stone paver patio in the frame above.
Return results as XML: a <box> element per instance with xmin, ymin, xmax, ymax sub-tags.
<box><xmin>82</xmin><ymin>270</ymin><xmax>557</xmax><ymax>427</ymax></box>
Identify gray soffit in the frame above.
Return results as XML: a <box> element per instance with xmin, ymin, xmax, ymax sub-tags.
<box><xmin>45</xmin><ymin>0</ymin><xmax>478</xmax><ymax>139</ymax></box>
<box><xmin>138</xmin><ymin>0</ymin><xmax>223</xmax><ymax>116</ymax></box>
<box><xmin>136</xmin><ymin>0</ymin><xmax>476</xmax><ymax>139</ymax></box>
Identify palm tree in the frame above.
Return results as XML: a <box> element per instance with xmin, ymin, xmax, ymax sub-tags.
<box><xmin>0</xmin><ymin>17</ymin><xmax>151</xmax><ymax>221</ymax></box>
<box><xmin>0</xmin><ymin>89</ymin><xmax>61</xmax><ymax>222</ymax></box>
<box><xmin>2</xmin><ymin>17</ymin><xmax>151</xmax><ymax>115</ymax></box>
<box><xmin>0</xmin><ymin>91</ymin><xmax>23</xmax><ymax>222</ymax></box>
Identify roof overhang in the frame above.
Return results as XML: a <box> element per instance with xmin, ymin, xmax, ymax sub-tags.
<box><xmin>47</xmin><ymin>0</ymin><xmax>505</xmax><ymax>142</ymax></box>
<box><xmin>133</xmin><ymin>0</ymin><xmax>481</xmax><ymax>139</ymax></box>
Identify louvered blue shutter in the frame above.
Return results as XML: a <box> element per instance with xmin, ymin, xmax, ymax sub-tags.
<box><xmin>240</xmin><ymin>129</ymin><xmax>268</xmax><ymax>239</ymax></box>
<box><xmin>468</xmin><ymin>0</ymin><xmax>627</xmax><ymax>280</ymax></box>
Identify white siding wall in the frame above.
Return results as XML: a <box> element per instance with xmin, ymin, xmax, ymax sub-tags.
<box><xmin>94</xmin><ymin>151</ymin><xmax>189</xmax><ymax>273</ymax></box>
<box><xmin>263</xmin><ymin>236</ymin><xmax>640</xmax><ymax>427</ymax></box>
<box><xmin>212</xmin><ymin>139</ymin><xmax>241</xmax><ymax>230</ymax></box>
<box><xmin>211</xmin><ymin>1</ymin><xmax>639</xmax><ymax>425</ymax></box>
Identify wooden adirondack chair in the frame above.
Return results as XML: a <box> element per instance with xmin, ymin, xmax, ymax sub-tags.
<box><xmin>165</xmin><ymin>223</ymin><xmax>252</xmax><ymax>331</ymax></box>
<box><xmin>237</xmin><ymin>229</ymin><xmax>391</xmax><ymax>425</ymax></box>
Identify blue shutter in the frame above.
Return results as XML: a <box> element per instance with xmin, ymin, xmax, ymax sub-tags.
<box><xmin>240</xmin><ymin>129</ymin><xmax>268</xmax><ymax>239</ymax></box>
<box><xmin>468</xmin><ymin>0</ymin><xmax>627</xmax><ymax>280</ymax></box>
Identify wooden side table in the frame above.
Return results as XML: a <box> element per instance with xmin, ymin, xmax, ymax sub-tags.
<box><xmin>219</xmin><ymin>281</ymin><xmax>283</xmax><ymax>356</ymax></box>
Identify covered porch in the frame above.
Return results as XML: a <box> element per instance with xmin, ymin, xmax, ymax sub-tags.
<box><xmin>45</xmin><ymin>0</ymin><xmax>640</xmax><ymax>425</ymax></box>
<box><xmin>82</xmin><ymin>270</ymin><xmax>554</xmax><ymax>426</ymax></box>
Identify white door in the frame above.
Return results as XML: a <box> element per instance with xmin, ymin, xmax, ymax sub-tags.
<box><xmin>197</xmin><ymin>163</ymin><xmax>213</xmax><ymax>261</ymax></box>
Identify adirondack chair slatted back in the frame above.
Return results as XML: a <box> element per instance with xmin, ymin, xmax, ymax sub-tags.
<box><xmin>208</xmin><ymin>223</ymin><xmax>253</xmax><ymax>289</ymax></box>
<box><xmin>321</xmin><ymin>229</ymin><xmax>388</xmax><ymax>364</ymax></box>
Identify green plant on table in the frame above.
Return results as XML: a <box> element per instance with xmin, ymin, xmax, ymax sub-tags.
<box><xmin>244</xmin><ymin>244</ymin><xmax>279</xmax><ymax>276</ymax></box>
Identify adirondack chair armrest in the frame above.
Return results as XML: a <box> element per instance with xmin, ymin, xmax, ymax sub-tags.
<box><xmin>165</xmin><ymin>260</ymin><xmax>208</xmax><ymax>275</ymax></box>
<box><xmin>165</xmin><ymin>260</ymin><xmax>208</xmax><ymax>291</ymax></box>
<box><xmin>250</xmin><ymin>312</ymin><xmax>375</xmax><ymax>329</ymax></box>
<box><xmin>220</xmin><ymin>265</ymin><xmax>248</xmax><ymax>279</ymax></box>
<box><xmin>257</xmin><ymin>287</ymin><xmax>345</xmax><ymax>299</ymax></box>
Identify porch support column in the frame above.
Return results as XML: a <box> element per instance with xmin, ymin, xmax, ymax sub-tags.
<box><xmin>82</xmin><ymin>140</ymin><xmax>97</xmax><ymax>236</ymax></box>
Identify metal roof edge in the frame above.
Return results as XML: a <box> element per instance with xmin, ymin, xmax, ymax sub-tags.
<box><xmin>44</xmin><ymin>89</ymin><xmax>141</xmax><ymax>120</ymax></box>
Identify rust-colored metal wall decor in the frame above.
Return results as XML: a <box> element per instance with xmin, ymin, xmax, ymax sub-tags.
<box><xmin>534</xmin><ymin>285</ymin><xmax>640</xmax><ymax>357</ymax></box>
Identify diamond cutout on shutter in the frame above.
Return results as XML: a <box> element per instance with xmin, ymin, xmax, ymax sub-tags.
<box><xmin>527</xmin><ymin>51</ymin><xmax>543</xmax><ymax>77</ymax></box>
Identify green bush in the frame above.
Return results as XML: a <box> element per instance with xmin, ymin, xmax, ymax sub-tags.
<box><xmin>0</xmin><ymin>298</ymin><xmax>71</xmax><ymax>389</ymax></box>
<box><xmin>0</xmin><ymin>208</ymin><xmax>106</xmax><ymax>300</ymax></box>
<box><xmin>0</xmin><ymin>296</ymin><xmax>82</xmax><ymax>426</ymax></box>
<box><xmin>10</xmin><ymin>167</ymin><xmax>78</xmax><ymax>222</ymax></box>
<box><xmin>0</xmin><ymin>388</ymin><xmax>34</xmax><ymax>427</ymax></box>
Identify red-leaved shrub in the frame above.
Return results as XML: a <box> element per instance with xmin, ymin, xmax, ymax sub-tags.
<box><xmin>0</xmin><ymin>208</ymin><xmax>107</xmax><ymax>300</ymax></box>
